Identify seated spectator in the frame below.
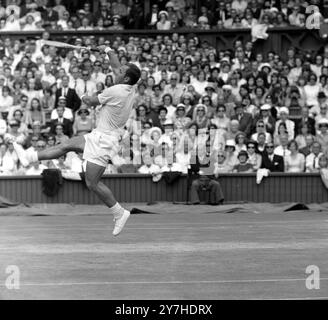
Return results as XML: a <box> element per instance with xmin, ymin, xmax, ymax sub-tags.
<box><xmin>274</xmin><ymin>107</ymin><xmax>295</xmax><ymax>142</ymax></box>
<box><xmin>54</xmin><ymin>123</ymin><xmax>69</xmax><ymax>145</ymax></box>
<box><xmin>261</xmin><ymin>142</ymin><xmax>285</xmax><ymax>172</ymax></box>
<box><xmin>5</xmin><ymin>120</ymin><xmax>26</xmax><ymax>146</ymax></box>
<box><xmin>253</xmin><ymin>104</ymin><xmax>276</xmax><ymax>136</ymax></box>
<box><xmin>224</xmin><ymin>139</ymin><xmax>238</xmax><ymax>170</ymax></box>
<box><xmin>305</xmin><ymin>141</ymin><xmax>323</xmax><ymax>173</ymax></box>
<box><xmin>295</xmin><ymin>107</ymin><xmax>316</xmax><ymax>136</ymax></box>
<box><xmin>233</xmin><ymin>150</ymin><xmax>254</xmax><ymax>172</ymax></box>
<box><xmin>0</xmin><ymin>86</ymin><xmax>14</xmax><ymax>117</ymax></box>
<box><xmin>251</xmin><ymin>119</ymin><xmax>272</xmax><ymax>144</ymax></box>
<box><xmin>226</xmin><ymin>119</ymin><xmax>240</xmax><ymax>141</ymax></box>
<box><xmin>316</xmin><ymin>118</ymin><xmax>328</xmax><ymax>154</ymax></box>
<box><xmin>50</xmin><ymin>104</ymin><xmax>73</xmax><ymax>137</ymax></box>
<box><xmin>173</xmin><ymin>103</ymin><xmax>191</xmax><ymax>132</ymax></box>
<box><xmin>25</xmin><ymin>98</ymin><xmax>45</xmax><ymax>129</ymax></box>
<box><xmin>193</xmin><ymin>104</ymin><xmax>210</xmax><ymax>130</ymax></box>
<box><xmin>73</xmin><ymin>106</ymin><xmax>93</xmax><ymax>136</ymax></box>
<box><xmin>247</xmin><ymin>140</ymin><xmax>262</xmax><ymax>170</ymax></box>
<box><xmin>51</xmin><ymin>99</ymin><xmax>74</xmax><ymax>122</ymax></box>
<box><xmin>285</xmin><ymin>140</ymin><xmax>305</xmax><ymax>173</ymax></box>
<box><xmin>295</xmin><ymin>124</ymin><xmax>311</xmax><ymax>150</ymax></box>
<box><xmin>25</xmin><ymin>161</ymin><xmax>48</xmax><ymax>176</ymax></box>
<box><xmin>235</xmin><ymin>131</ymin><xmax>247</xmax><ymax>154</ymax></box>
<box><xmin>211</xmin><ymin>105</ymin><xmax>230</xmax><ymax>132</ymax></box>
<box><xmin>214</xmin><ymin>150</ymin><xmax>232</xmax><ymax>174</ymax></box>
<box><xmin>231</xmin><ymin>102</ymin><xmax>253</xmax><ymax>137</ymax></box>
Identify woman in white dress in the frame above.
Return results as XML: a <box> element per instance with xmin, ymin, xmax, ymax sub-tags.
<box><xmin>156</xmin><ymin>11</ymin><xmax>171</xmax><ymax>30</ymax></box>
<box><xmin>285</xmin><ymin>140</ymin><xmax>305</xmax><ymax>173</ymax></box>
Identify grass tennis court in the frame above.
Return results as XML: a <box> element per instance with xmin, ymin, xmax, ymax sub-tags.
<box><xmin>0</xmin><ymin>203</ymin><xmax>327</xmax><ymax>300</ymax></box>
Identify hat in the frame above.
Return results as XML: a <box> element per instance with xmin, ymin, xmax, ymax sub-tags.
<box><xmin>58</xmin><ymin>96</ymin><xmax>67</xmax><ymax>101</ymax></box>
<box><xmin>150</xmin><ymin>127</ymin><xmax>162</xmax><ymax>138</ymax></box>
<box><xmin>77</xmin><ymin>106</ymin><xmax>90</xmax><ymax>116</ymax></box>
<box><xmin>318</xmin><ymin>118</ymin><xmax>328</xmax><ymax>126</ymax></box>
<box><xmin>163</xmin><ymin>120</ymin><xmax>174</xmax><ymax>126</ymax></box>
<box><xmin>279</xmin><ymin>107</ymin><xmax>289</xmax><ymax>115</ymax></box>
<box><xmin>112</xmin><ymin>15</ymin><xmax>121</xmax><ymax>20</ymax></box>
<box><xmin>78</xmin><ymin>9</ymin><xmax>86</xmax><ymax>14</ymax></box>
<box><xmin>238</xmin><ymin>150</ymin><xmax>248</xmax><ymax>158</ymax></box>
<box><xmin>261</xmin><ymin>63</ymin><xmax>272</xmax><ymax>71</ymax></box>
<box><xmin>9</xmin><ymin>120</ymin><xmax>19</xmax><ymax>126</ymax></box>
<box><xmin>318</xmin><ymin>92</ymin><xmax>327</xmax><ymax>99</ymax></box>
<box><xmin>165</xmin><ymin>1</ymin><xmax>174</xmax><ymax>8</ymax></box>
<box><xmin>236</xmin><ymin>132</ymin><xmax>246</xmax><ymax>140</ymax></box>
<box><xmin>198</xmin><ymin>16</ymin><xmax>208</xmax><ymax>23</ymax></box>
<box><xmin>260</xmin><ymin>104</ymin><xmax>271</xmax><ymax>111</ymax></box>
<box><xmin>158</xmin><ymin>10</ymin><xmax>168</xmax><ymax>17</ymax></box>
<box><xmin>176</xmin><ymin>103</ymin><xmax>185</xmax><ymax>110</ymax></box>
<box><xmin>205</xmin><ymin>83</ymin><xmax>215</xmax><ymax>91</ymax></box>
<box><xmin>222</xmin><ymin>84</ymin><xmax>232</xmax><ymax>91</ymax></box>
<box><xmin>32</xmin><ymin>120</ymin><xmax>41</xmax><ymax>127</ymax></box>
<box><xmin>182</xmin><ymin>92</ymin><xmax>193</xmax><ymax>100</ymax></box>
<box><xmin>225</xmin><ymin>139</ymin><xmax>236</xmax><ymax>148</ymax></box>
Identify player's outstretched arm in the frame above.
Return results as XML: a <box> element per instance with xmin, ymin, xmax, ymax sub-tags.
<box><xmin>81</xmin><ymin>95</ymin><xmax>100</xmax><ymax>107</ymax></box>
<box><xmin>97</xmin><ymin>45</ymin><xmax>121</xmax><ymax>77</ymax></box>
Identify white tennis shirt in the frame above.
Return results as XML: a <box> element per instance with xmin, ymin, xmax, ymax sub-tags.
<box><xmin>97</xmin><ymin>84</ymin><xmax>137</xmax><ymax>136</ymax></box>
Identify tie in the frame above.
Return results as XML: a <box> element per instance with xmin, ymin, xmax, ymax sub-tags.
<box><xmin>63</xmin><ymin>88</ymin><xmax>66</xmax><ymax>97</ymax></box>
<box><xmin>313</xmin><ymin>156</ymin><xmax>317</xmax><ymax>169</ymax></box>
<box><xmin>84</xmin><ymin>81</ymin><xmax>87</xmax><ymax>94</ymax></box>
<box><xmin>74</xmin><ymin>80</ymin><xmax>77</xmax><ymax>89</ymax></box>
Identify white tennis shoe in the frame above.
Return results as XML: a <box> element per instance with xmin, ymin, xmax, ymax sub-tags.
<box><xmin>113</xmin><ymin>210</ymin><xmax>130</xmax><ymax>236</ymax></box>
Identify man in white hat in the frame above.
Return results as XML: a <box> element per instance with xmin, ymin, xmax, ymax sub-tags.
<box><xmin>275</xmin><ymin>107</ymin><xmax>295</xmax><ymax>141</ymax></box>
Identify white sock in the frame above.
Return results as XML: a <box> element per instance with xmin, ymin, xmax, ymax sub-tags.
<box><xmin>109</xmin><ymin>202</ymin><xmax>125</xmax><ymax>219</ymax></box>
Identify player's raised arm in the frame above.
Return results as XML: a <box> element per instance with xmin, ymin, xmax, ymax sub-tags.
<box><xmin>97</xmin><ymin>45</ymin><xmax>122</xmax><ymax>77</ymax></box>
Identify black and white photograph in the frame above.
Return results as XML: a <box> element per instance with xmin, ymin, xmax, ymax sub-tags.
<box><xmin>0</xmin><ymin>0</ymin><xmax>327</xmax><ymax>305</ymax></box>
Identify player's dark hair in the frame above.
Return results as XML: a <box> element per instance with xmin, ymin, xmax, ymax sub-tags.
<box><xmin>126</xmin><ymin>63</ymin><xmax>141</xmax><ymax>85</ymax></box>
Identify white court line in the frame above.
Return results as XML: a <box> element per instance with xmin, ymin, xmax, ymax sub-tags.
<box><xmin>1</xmin><ymin>278</ymin><xmax>328</xmax><ymax>287</ymax></box>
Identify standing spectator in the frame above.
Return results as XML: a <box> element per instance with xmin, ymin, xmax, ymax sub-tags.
<box><xmin>146</xmin><ymin>3</ymin><xmax>159</xmax><ymax>29</ymax></box>
<box><xmin>55</xmin><ymin>75</ymin><xmax>81</xmax><ymax>112</ymax></box>
<box><xmin>156</xmin><ymin>11</ymin><xmax>171</xmax><ymax>30</ymax></box>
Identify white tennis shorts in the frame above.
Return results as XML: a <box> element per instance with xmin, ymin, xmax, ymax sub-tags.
<box><xmin>83</xmin><ymin>130</ymin><xmax>120</xmax><ymax>167</ymax></box>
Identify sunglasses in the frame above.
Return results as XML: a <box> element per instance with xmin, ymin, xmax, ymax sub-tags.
<box><xmin>266</xmin><ymin>146</ymin><xmax>274</xmax><ymax>149</ymax></box>
<box><xmin>82</xmin><ymin>74</ymin><xmax>89</xmax><ymax>76</ymax></box>
<box><xmin>257</xmin><ymin>125</ymin><xmax>264</xmax><ymax>128</ymax></box>
<box><xmin>80</xmin><ymin>111</ymin><xmax>88</xmax><ymax>114</ymax></box>
<box><xmin>32</xmin><ymin>139</ymin><xmax>38</xmax><ymax>142</ymax></box>
<box><xmin>248</xmin><ymin>146</ymin><xmax>255</xmax><ymax>149</ymax></box>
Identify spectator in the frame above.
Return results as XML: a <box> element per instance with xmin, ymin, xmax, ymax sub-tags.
<box><xmin>50</xmin><ymin>104</ymin><xmax>73</xmax><ymax>137</ymax></box>
<box><xmin>261</xmin><ymin>142</ymin><xmax>284</xmax><ymax>172</ymax></box>
<box><xmin>156</xmin><ymin>10</ymin><xmax>171</xmax><ymax>30</ymax></box>
<box><xmin>305</xmin><ymin>141</ymin><xmax>323</xmax><ymax>173</ymax></box>
<box><xmin>316</xmin><ymin>118</ymin><xmax>328</xmax><ymax>153</ymax></box>
<box><xmin>285</xmin><ymin>140</ymin><xmax>305</xmax><ymax>173</ymax></box>
<box><xmin>73</xmin><ymin>105</ymin><xmax>93</xmax><ymax>136</ymax></box>
<box><xmin>25</xmin><ymin>98</ymin><xmax>45</xmax><ymax>129</ymax></box>
<box><xmin>233</xmin><ymin>150</ymin><xmax>254</xmax><ymax>172</ymax></box>
<box><xmin>247</xmin><ymin>140</ymin><xmax>262</xmax><ymax>170</ymax></box>
<box><xmin>54</xmin><ymin>123</ymin><xmax>69</xmax><ymax>145</ymax></box>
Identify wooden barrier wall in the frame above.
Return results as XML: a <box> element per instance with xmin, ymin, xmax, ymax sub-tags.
<box><xmin>0</xmin><ymin>173</ymin><xmax>327</xmax><ymax>204</ymax></box>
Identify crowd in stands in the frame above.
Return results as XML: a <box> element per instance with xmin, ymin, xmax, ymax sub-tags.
<box><xmin>0</xmin><ymin>28</ymin><xmax>328</xmax><ymax>179</ymax></box>
<box><xmin>0</xmin><ymin>0</ymin><xmax>325</xmax><ymax>31</ymax></box>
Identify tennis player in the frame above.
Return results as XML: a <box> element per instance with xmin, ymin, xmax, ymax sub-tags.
<box><xmin>14</xmin><ymin>45</ymin><xmax>141</xmax><ymax>236</ymax></box>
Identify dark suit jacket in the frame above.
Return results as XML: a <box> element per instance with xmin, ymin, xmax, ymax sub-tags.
<box><xmin>231</xmin><ymin>112</ymin><xmax>253</xmax><ymax>137</ymax></box>
<box><xmin>294</xmin><ymin>117</ymin><xmax>316</xmax><ymax>136</ymax></box>
<box><xmin>50</xmin><ymin>118</ymin><xmax>73</xmax><ymax>138</ymax></box>
<box><xmin>261</xmin><ymin>153</ymin><xmax>284</xmax><ymax>172</ymax></box>
<box><xmin>55</xmin><ymin>88</ymin><xmax>81</xmax><ymax>112</ymax></box>
<box><xmin>299</xmin><ymin>146</ymin><xmax>312</xmax><ymax>157</ymax></box>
